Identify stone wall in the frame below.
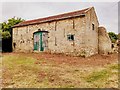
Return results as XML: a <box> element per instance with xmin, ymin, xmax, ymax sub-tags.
<box><xmin>12</xmin><ymin>7</ymin><xmax>99</xmax><ymax>57</ymax></box>
<box><xmin>98</xmin><ymin>27</ymin><xmax>112</xmax><ymax>54</ymax></box>
<box><xmin>13</xmin><ymin>16</ymin><xmax>86</xmax><ymax>55</ymax></box>
<box><xmin>84</xmin><ymin>7</ymin><xmax>99</xmax><ymax>57</ymax></box>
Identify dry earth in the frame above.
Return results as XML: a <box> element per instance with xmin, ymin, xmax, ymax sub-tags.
<box><xmin>4</xmin><ymin>52</ymin><xmax>118</xmax><ymax>67</ymax></box>
<box><xmin>1</xmin><ymin>52</ymin><xmax>119</xmax><ymax>88</ymax></box>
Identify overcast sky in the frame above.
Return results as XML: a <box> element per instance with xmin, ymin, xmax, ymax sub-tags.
<box><xmin>0</xmin><ymin>1</ymin><xmax>119</xmax><ymax>34</ymax></box>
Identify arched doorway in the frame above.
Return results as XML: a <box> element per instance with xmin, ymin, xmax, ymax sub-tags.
<box><xmin>33</xmin><ymin>31</ymin><xmax>48</xmax><ymax>51</ymax></box>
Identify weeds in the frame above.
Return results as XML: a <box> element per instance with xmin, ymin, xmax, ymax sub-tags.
<box><xmin>86</xmin><ymin>70</ymin><xmax>109</xmax><ymax>83</ymax></box>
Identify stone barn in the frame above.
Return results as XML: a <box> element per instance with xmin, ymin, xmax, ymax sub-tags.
<box><xmin>12</xmin><ymin>7</ymin><xmax>111</xmax><ymax>57</ymax></box>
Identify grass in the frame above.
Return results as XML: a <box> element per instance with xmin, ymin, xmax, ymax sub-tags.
<box><xmin>2</xmin><ymin>54</ymin><xmax>119</xmax><ymax>88</ymax></box>
<box><xmin>84</xmin><ymin>63</ymin><xmax>119</xmax><ymax>88</ymax></box>
<box><xmin>108</xmin><ymin>63</ymin><xmax>120</xmax><ymax>70</ymax></box>
<box><xmin>86</xmin><ymin>70</ymin><xmax>109</xmax><ymax>83</ymax></box>
<box><xmin>2</xmin><ymin>55</ymin><xmax>41</xmax><ymax>88</ymax></box>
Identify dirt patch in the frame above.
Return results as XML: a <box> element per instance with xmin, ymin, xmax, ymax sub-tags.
<box><xmin>3</xmin><ymin>52</ymin><xmax>118</xmax><ymax>67</ymax></box>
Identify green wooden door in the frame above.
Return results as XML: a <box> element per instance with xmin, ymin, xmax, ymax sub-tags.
<box><xmin>40</xmin><ymin>32</ymin><xmax>44</xmax><ymax>51</ymax></box>
<box><xmin>34</xmin><ymin>32</ymin><xmax>43</xmax><ymax>51</ymax></box>
<box><xmin>34</xmin><ymin>31</ymin><xmax>48</xmax><ymax>51</ymax></box>
<box><xmin>34</xmin><ymin>33</ymin><xmax>39</xmax><ymax>51</ymax></box>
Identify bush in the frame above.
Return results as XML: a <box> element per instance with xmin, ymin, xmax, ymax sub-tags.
<box><xmin>1</xmin><ymin>31</ymin><xmax>11</xmax><ymax>39</ymax></box>
<box><xmin>108</xmin><ymin>32</ymin><xmax>118</xmax><ymax>43</ymax></box>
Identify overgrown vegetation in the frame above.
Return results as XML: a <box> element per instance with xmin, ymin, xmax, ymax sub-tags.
<box><xmin>86</xmin><ymin>70</ymin><xmax>109</xmax><ymax>83</ymax></box>
<box><xmin>0</xmin><ymin>17</ymin><xmax>24</xmax><ymax>52</ymax></box>
<box><xmin>0</xmin><ymin>30</ymin><xmax>11</xmax><ymax>39</ymax></box>
<box><xmin>0</xmin><ymin>17</ymin><xmax>24</xmax><ymax>39</ymax></box>
<box><xmin>108</xmin><ymin>32</ymin><xmax>118</xmax><ymax>43</ymax></box>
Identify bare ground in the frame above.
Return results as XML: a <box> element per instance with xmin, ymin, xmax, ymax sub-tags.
<box><xmin>4</xmin><ymin>52</ymin><xmax>118</xmax><ymax>67</ymax></box>
<box><xmin>2</xmin><ymin>52</ymin><xmax>119</xmax><ymax>88</ymax></box>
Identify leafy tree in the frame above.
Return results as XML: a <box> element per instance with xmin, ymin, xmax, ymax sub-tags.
<box><xmin>1</xmin><ymin>17</ymin><xmax>24</xmax><ymax>52</ymax></box>
<box><xmin>1</xmin><ymin>17</ymin><xmax>24</xmax><ymax>39</ymax></box>
<box><xmin>0</xmin><ymin>30</ymin><xmax>11</xmax><ymax>39</ymax></box>
<box><xmin>108</xmin><ymin>32</ymin><xmax>118</xmax><ymax>43</ymax></box>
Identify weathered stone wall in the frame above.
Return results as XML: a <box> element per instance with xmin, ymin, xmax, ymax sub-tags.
<box><xmin>98</xmin><ymin>27</ymin><xmax>112</xmax><ymax>54</ymax></box>
<box><xmin>12</xmin><ymin>7</ymin><xmax>99</xmax><ymax>57</ymax></box>
<box><xmin>84</xmin><ymin>7</ymin><xmax>99</xmax><ymax>57</ymax></box>
<box><xmin>13</xmin><ymin>16</ymin><xmax>86</xmax><ymax>55</ymax></box>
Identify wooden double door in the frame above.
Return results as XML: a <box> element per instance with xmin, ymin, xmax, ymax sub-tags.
<box><xmin>33</xmin><ymin>31</ymin><xmax>48</xmax><ymax>51</ymax></box>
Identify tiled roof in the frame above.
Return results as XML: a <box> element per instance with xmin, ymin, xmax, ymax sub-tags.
<box><xmin>13</xmin><ymin>7</ymin><xmax>90</xmax><ymax>27</ymax></box>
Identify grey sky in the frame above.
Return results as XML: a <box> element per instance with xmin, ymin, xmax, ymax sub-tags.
<box><xmin>1</xmin><ymin>2</ymin><xmax>119</xmax><ymax>34</ymax></box>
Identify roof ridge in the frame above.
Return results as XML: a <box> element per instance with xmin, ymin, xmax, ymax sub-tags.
<box><xmin>25</xmin><ymin>7</ymin><xmax>89</xmax><ymax>21</ymax></box>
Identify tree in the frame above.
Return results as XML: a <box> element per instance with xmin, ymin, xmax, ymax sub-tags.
<box><xmin>0</xmin><ymin>30</ymin><xmax>11</xmax><ymax>39</ymax></box>
<box><xmin>1</xmin><ymin>17</ymin><xmax>24</xmax><ymax>39</ymax></box>
<box><xmin>108</xmin><ymin>32</ymin><xmax>118</xmax><ymax>43</ymax></box>
<box><xmin>1</xmin><ymin>17</ymin><xmax>24</xmax><ymax>52</ymax></box>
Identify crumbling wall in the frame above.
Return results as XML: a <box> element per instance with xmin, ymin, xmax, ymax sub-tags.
<box><xmin>98</xmin><ymin>27</ymin><xmax>112</xmax><ymax>54</ymax></box>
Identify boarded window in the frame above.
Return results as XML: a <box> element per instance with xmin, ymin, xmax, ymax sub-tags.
<box><xmin>67</xmin><ymin>34</ymin><xmax>74</xmax><ymax>41</ymax></box>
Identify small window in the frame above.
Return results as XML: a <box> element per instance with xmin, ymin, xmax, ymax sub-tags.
<box><xmin>92</xmin><ymin>23</ymin><xmax>95</xmax><ymax>30</ymax></box>
<box><xmin>67</xmin><ymin>34</ymin><xmax>74</xmax><ymax>41</ymax></box>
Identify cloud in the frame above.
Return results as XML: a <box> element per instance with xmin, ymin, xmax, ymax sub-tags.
<box><xmin>1</xmin><ymin>2</ymin><xmax>118</xmax><ymax>33</ymax></box>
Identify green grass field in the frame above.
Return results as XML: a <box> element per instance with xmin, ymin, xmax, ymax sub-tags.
<box><xmin>2</xmin><ymin>53</ymin><xmax>119</xmax><ymax>88</ymax></box>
